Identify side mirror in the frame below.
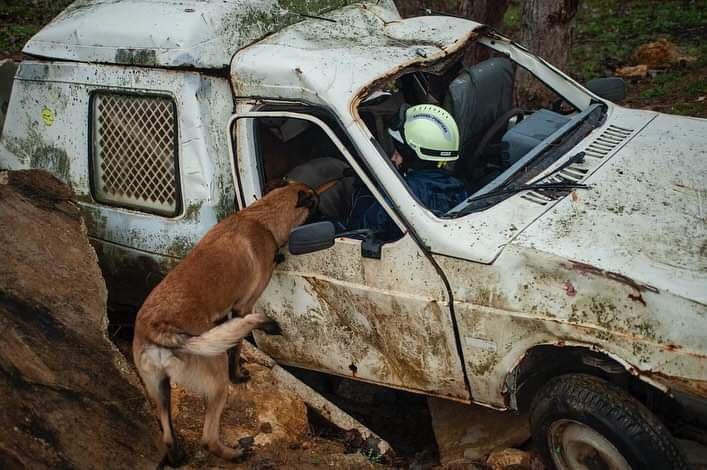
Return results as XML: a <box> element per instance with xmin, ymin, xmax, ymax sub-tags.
<box><xmin>288</xmin><ymin>221</ymin><xmax>336</xmax><ymax>255</ymax></box>
<box><xmin>585</xmin><ymin>77</ymin><xmax>626</xmax><ymax>103</ymax></box>
<box><xmin>288</xmin><ymin>222</ymin><xmax>382</xmax><ymax>258</ymax></box>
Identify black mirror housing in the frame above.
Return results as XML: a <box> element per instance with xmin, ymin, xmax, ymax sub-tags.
<box><xmin>288</xmin><ymin>221</ymin><xmax>336</xmax><ymax>255</ymax></box>
<box><xmin>585</xmin><ymin>77</ymin><xmax>626</xmax><ymax>103</ymax></box>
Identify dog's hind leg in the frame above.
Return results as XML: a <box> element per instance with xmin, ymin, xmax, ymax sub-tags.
<box><xmin>198</xmin><ymin>357</ymin><xmax>246</xmax><ymax>461</ymax></box>
<box><xmin>140</xmin><ymin>370</ymin><xmax>186</xmax><ymax>466</ymax></box>
<box><xmin>134</xmin><ymin>343</ymin><xmax>186</xmax><ymax>466</ymax></box>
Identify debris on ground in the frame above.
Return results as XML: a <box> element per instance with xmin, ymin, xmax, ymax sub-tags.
<box><xmin>427</xmin><ymin>397</ymin><xmax>530</xmax><ymax>466</ymax></box>
<box><xmin>0</xmin><ymin>170</ymin><xmax>163</xmax><ymax>469</ymax></box>
<box><xmin>616</xmin><ymin>39</ymin><xmax>697</xmax><ymax>80</ymax></box>
<box><xmin>485</xmin><ymin>447</ymin><xmax>544</xmax><ymax>470</ymax></box>
<box><xmin>615</xmin><ymin>64</ymin><xmax>649</xmax><ymax>80</ymax></box>
<box><xmin>632</xmin><ymin>38</ymin><xmax>697</xmax><ymax>69</ymax></box>
<box><xmin>169</xmin><ymin>360</ymin><xmax>385</xmax><ymax>469</ymax></box>
<box><xmin>242</xmin><ymin>342</ymin><xmax>392</xmax><ymax>457</ymax></box>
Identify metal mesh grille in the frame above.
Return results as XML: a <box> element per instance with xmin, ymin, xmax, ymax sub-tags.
<box><xmin>92</xmin><ymin>93</ymin><xmax>179</xmax><ymax>215</ymax></box>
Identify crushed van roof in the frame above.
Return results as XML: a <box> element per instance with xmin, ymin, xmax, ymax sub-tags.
<box><xmin>23</xmin><ymin>0</ymin><xmax>382</xmax><ymax>69</ymax></box>
<box><xmin>231</xmin><ymin>4</ymin><xmax>481</xmax><ymax>116</ymax></box>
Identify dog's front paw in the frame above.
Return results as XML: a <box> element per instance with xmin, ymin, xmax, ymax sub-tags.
<box><xmin>259</xmin><ymin>320</ymin><xmax>282</xmax><ymax>336</ymax></box>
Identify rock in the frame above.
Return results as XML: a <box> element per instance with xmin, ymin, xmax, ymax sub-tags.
<box><xmin>615</xmin><ymin>64</ymin><xmax>649</xmax><ymax>79</ymax></box>
<box><xmin>486</xmin><ymin>448</ymin><xmax>544</xmax><ymax>470</ymax></box>
<box><xmin>242</xmin><ymin>363</ymin><xmax>310</xmax><ymax>446</ymax></box>
<box><xmin>427</xmin><ymin>397</ymin><xmax>530</xmax><ymax>465</ymax></box>
<box><xmin>0</xmin><ymin>170</ymin><xmax>163</xmax><ymax>469</ymax></box>
<box><xmin>632</xmin><ymin>38</ymin><xmax>696</xmax><ymax>69</ymax></box>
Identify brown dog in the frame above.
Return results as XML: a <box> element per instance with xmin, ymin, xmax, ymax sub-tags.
<box><xmin>133</xmin><ymin>181</ymin><xmax>333</xmax><ymax>465</ymax></box>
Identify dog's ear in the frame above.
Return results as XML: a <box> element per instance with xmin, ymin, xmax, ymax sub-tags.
<box><xmin>315</xmin><ymin>179</ymin><xmax>339</xmax><ymax>195</ymax></box>
<box><xmin>296</xmin><ymin>190</ymin><xmax>317</xmax><ymax>210</ymax></box>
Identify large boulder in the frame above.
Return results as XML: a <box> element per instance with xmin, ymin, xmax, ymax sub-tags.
<box><xmin>0</xmin><ymin>170</ymin><xmax>162</xmax><ymax>469</ymax></box>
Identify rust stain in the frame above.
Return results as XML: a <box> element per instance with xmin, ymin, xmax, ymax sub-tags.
<box><xmin>562</xmin><ymin>281</ymin><xmax>576</xmax><ymax>297</ymax></box>
<box><xmin>566</xmin><ymin>260</ymin><xmax>659</xmax><ymax>294</ymax></box>
<box><xmin>649</xmin><ymin>372</ymin><xmax>707</xmax><ymax>399</ymax></box>
<box><xmin>628</xmin><ymin>292</ymin><xmax>646</xmax><ymax>306</ymax></box>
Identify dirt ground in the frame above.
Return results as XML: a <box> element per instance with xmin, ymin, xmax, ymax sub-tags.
<box><xmin>110</xmin><ymin>322</ymin><xmax>437</xmax><ymax>469</ymax></box>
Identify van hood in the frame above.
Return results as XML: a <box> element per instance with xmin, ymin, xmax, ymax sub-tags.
<box><xmin>512</xmin><ymin>112</ymin><xmax>707</xmax><ymax>304</ymax></box>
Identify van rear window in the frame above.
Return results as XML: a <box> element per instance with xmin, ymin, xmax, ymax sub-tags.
<box><xmin>90</xmin><ymin>92</ymin><xmax>180</xmax><ymax>216</ymax></box>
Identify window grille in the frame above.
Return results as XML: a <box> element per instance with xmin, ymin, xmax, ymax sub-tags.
<box><xmin>91</xmin><ymin>93</ymin><xmax>179</xmax><ymax>216</ymax></box>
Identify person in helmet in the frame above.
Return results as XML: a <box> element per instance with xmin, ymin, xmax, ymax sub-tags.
<box><xmin>348</xmin><ymin>104</ymin><xmax>469</xmax><ymax>241</ymax></box>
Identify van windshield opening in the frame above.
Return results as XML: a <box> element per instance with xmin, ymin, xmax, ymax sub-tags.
<box><xmin>356</xmin><ymin>43</ymin><xmax>602</xmax><ymax>219</ymax></box>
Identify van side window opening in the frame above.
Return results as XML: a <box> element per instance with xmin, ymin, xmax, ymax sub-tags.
<box><xmin>254</xmin><ymin>116</ymin><xmax>355</xmax><ymax>228</ymax></box>
<box><xmin>90</xmin><ymin>92</ymin><xmax>180</xmax><ymax>217</ymax></box>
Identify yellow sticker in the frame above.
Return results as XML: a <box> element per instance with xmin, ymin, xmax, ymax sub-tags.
<box><xmin>41</xmin><ymin>106</ymin><xmax>55</xmax><ymax>126</ymax></box>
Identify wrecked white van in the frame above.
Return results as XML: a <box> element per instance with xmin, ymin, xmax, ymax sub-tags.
<box><xmin>1</xmin><ymin>1</ymin><xmax>705</xmax><ymax>468</ymax></box>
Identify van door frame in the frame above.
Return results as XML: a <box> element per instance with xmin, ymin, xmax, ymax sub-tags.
<box><xmin>226</xmin><ymin>107</ymin><xmax>473</xmax><ymax>401</ymax></box>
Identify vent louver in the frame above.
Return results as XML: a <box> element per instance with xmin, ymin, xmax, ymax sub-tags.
<box><xmin>583</xmin><ymin>125</ymin><xmax>633</xmax><ymax>159</ymax></box>
<box><xmin>521</xmin><ymin>124</ymin><xmax>634</xmax><ymax>205</ymax></box>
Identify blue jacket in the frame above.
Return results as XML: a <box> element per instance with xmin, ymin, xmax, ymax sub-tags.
<box><xmin>349</xmin><ymin>169</ymin><xmax>469</xmax><ymax>241</ymax></box>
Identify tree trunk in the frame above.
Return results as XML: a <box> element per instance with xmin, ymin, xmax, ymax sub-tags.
<box><xmin>457</xmin><ymin>0</ymin><xmax>512</xmax><ymax>27</ymax></box>
<box><xmin>455</xmin><ymin>0</ymin><xmax>512</xmax><ymax>64</ymax></box>
<box><xmin>516</xmin><ymin>0</ymin><xmax>580</xmax><ymax>107</ymax></box>
<box><xmin>396</xmin><ymin>0</ymin><xmax>510</xmax><ymax>26</ymax></box>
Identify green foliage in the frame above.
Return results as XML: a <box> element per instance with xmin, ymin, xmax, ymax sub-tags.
<box><xmin>0</xmin><ymin>0</ymin><xmax>74</xmax><ymax>57</ymax></box>
<box><xmin>502</xmin><ymin>0</ymin><xmax>521</xmax><ymax>31</ymax></box>
<box><xmin>568</xmin><ymin>0</ymin><xmax>706</xmax><ymax>82</ymax></box>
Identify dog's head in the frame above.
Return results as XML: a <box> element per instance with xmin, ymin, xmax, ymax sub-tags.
<box><xmin>264</xmin><ymin>179</ymin><xmax>338</xmax><ymax>210</ymax></box>
<box><xmin>256</xmin><ymin>179</ymin><xmax>340</xmax><ymax>246</ymax></box>
<box><xmin>262</xmin><ymin>179</ymin><xmax>337</xmax><ymax>227</ymax></box>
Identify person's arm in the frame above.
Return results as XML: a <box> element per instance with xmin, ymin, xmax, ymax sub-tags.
<box><xmin>360</xmin><ymin>201</ymin><xmax>403</xmax><ymax>242</ymax></box>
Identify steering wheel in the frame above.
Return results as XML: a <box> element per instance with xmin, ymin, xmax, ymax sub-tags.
<box><xmin>462</xmin><ymin>107</ymin><xmax>525</xmax><ymax>174</ymax></box>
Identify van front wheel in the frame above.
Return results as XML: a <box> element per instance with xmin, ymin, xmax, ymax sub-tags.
<box><xmin>530</xmin><ymin>373</ymin><xmax>688</xmax><ymax>470</ymax></box>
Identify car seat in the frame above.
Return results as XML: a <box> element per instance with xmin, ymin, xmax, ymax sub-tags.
<box><xmin>443</xmin><ymin>57</ymin><xmax>523</xmax><ymax>183</ymax></box>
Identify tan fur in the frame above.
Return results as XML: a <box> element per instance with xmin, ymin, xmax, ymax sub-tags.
<box><xmin>132</xmin><ymin>181</ymin><xmax>319</xmax><ymax>465</ymax></box>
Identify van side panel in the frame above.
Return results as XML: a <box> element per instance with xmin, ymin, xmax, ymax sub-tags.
<box><xmin>0</xmin><ymin>61</ymin><xmax>237</xmax><ymax>305</ymax></box>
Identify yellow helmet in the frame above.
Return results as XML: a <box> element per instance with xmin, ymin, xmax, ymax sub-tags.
<box><xmin>388</xmin><ymin>104</ymin><xmax>460</xmax><ymax>162</ymax></box>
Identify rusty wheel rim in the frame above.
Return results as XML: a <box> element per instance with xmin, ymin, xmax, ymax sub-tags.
<box><xmin>548</xmin><ymin>419</ymin><xmax>632</xmax><ymax>470</ymax></box>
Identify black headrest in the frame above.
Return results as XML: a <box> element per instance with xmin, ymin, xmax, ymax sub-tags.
<box><xmin>443</xmin><ymin>57</ymin><xmax>515</xmax><ymax>153</ymax></box>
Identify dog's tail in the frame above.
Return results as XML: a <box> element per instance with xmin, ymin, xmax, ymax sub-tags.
<box><xmin>179</xmin><ymin>314</ymin><xmax>265</xmax><ymax>356</ymax></box>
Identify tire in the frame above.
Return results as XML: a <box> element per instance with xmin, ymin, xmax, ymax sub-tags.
<box><xmin>530</xmin><ymin>373</ymin><xmax>688</xmax><ymax>470</ymax></box>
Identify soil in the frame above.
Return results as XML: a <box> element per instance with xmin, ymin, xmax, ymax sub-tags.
<box><xmin>110</xmin><ymin>318</ymin><xmax>435</xmax><ymax>469</ymax></box>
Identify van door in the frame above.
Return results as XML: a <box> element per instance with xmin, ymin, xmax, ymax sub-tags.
<box><xmin>229</xmin><ymin>110</ymin><xmax>470</xmax><ymax>400</ymax></box>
